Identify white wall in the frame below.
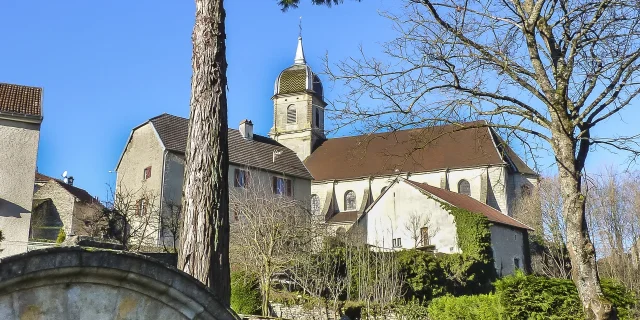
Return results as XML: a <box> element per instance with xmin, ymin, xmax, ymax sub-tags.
<box><xmin>491</xmin><ymin>224</ymin><xmax>526</xmax><ymax>276</ymax></box>
<box><xmin>0</xmin><ymin>118</ymin><xmax>40</xmax><ymax>257</ymax></box>
<box><xmin>360</xmin><ymin>181</ymin><xmax>460</xmax><ymax>253</ymax></box>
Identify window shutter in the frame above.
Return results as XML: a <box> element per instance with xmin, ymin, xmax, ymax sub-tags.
<box><xmin>272</xmin><ymin>177</ymin><xmax>277</xmax><ymax>194</ymax></box>
<box><xmin>286</xmin><ymin>179</ymin><xmax>293</xmax><ymax>196</ymax></box>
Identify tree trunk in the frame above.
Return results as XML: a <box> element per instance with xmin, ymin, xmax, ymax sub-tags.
<box><xmin>178</xmin><ymin>0</ymin><xmax>230</xmax><ymax>306</ymax></box>
<box><xmin>260</xmin><ymin>275</ymin><xmax>271</xmax><ymax>317</ymax></box>
<box><xmin>553</xmin><ymin>132</ymin><xmax>614</xmax><ymax>320</ymax></box>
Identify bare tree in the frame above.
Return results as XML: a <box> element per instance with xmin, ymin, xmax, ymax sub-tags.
<box><xmin>229</xmin><ymin>176</ymin><xmax>318</xmax><ymax>316</ymax></box>
<box><xmin>514</xmin><ymin>177</ymin><xmax>572</xmax><ymax>279</ymax></box>
<box><xmin>403</xmin><ymin>211</ymin><xmax>439</xmax><ymax>248</ymax></box>
<box><xmin>160</xmin><ymin>200</ymin><xmax>182</xmax><ymax>253</ymax></box>
<box><xmin>325</xmin><ymin>1</ymin><xmax>640</xmax><ymax>317</ymax></box>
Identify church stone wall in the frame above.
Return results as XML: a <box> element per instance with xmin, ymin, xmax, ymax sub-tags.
<box><xmin>0</xmin><ymin>118</ymin><xmax>40</xmax><ymax>257</ymax></box>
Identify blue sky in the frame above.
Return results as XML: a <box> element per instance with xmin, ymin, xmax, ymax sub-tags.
<box><xmin>0</xmin><ymin>1</ymin><xmax>636</xmax><ymax>200</ymax></box>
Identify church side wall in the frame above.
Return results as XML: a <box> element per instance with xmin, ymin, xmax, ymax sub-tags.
<box><xmin>490</xmin><ymin>224</ymin><xmax>526</xmax><ymax>276</ymax></box>
<box><xmin>487</xmin><ymin>166</ymin><xmax>509</xmax><ymax>215</ymax></box>
<box><xmin>361</xmin><ymin>182</ymin><xmax>459</xmax><ymax>253</ymax></box>
<box><xmin>0</xmin><ymin>119</ymin><xmax>40</xmax><ymax>257</ymax></box>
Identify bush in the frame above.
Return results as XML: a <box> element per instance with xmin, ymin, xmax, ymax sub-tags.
<box><xmin>56</xmin><ymin>228</ymin><xmax>66</xmax><ymax>244</ymax></box>
<box><xmin>427</xmin><ymin>294</ymin><xmax>503</xmax><ymax>320</ymax></box>
<box><xmin>230</xmin><ymin>271</ymin><xmax>261</xmax><ymax>315</ymax></box>
<box><xmin>394</xmin><ymin>299</ymin><xmax>430</xmax><ymax>320</ymax></box>
<box><xmin>496</xmin><ymin>271</ymin><xmax>637</xmax><ymax>320</ymax></box>
<box><xmin>396</xmin><ymin>250</ymin><xmax>447</xmax><ymax>301</ymax></box>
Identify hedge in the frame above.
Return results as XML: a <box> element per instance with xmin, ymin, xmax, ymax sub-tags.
<box><xmin>230</xmin><ymin>271</ymin><xmax>261</xmax><ymax>315</ymax></box>
<box><xmin>427</xmin><ymin>272</ymin><xmax>637</xmax><ymax>320</ymax></box>
<box><xmin>427</xmin><ymin>294</ymin><xmax>503</xmax><ymax>320</ymax></box>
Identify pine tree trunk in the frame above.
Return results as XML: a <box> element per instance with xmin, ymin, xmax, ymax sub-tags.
<box><xmin>553</xmin><ymin>130</ymin><xmax>614</xmax><ymax>320</ymax></box>
<box><xmin>178</xmin><ymin>0</ymin><xmax>230</xmax><ymax>306</ymax></box>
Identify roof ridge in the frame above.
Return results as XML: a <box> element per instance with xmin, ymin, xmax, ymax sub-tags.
<box><xmin>323</xmin><ymin>120</ymin><xmax>488</xmax><ymax>141</ymax></box>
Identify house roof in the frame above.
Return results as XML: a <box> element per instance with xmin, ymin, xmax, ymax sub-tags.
<box><xmin>147</xmin><ymin>113</ymin><xmax>313</xmax><ymax>179</ymax></box>
<box><xmin>0</xmin><ymin>83</ymin><xmax>43</xmax><ymax>118</ymax></box>
<box><xmin>327</xmin><ymin>210</ymin><xmax>358</xmax><ymax>224</ymax></box>
<box><xmin>304</xmin><ymin>121</ymin><xmax>536</xmax><ymax>181</ymax></box>
<box><xmin>34</xmin><ymin>172</ymin><xmax>102</xmax><ymax>205</ymax></box>
<box><xmin>405</xmin><ymin>180</ymin><xmax>532</xmax><ymax>230</ymax></box>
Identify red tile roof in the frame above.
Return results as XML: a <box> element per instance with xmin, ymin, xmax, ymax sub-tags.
<box><xmin>304</xmin><ymin>121</ymin><xmax>535</xmax><ymax>181</ymax></box>
<box><xmin>0</xmin><ymin>83</ymin><xmax>43</xmax><ymax>117</ymax></box>
<box><xmin>406</xmin><ymin>180</ymin><xmax>532</xmax><ymax>230</ymax></box>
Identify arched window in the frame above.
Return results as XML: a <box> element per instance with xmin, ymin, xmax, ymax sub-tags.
<box><xmin>310</xmin><ymin>194</ymin><xmax>320</xmax><ymax>214</ymax></box>
<box><xmin>287</xmin><ymin>105</ymin><xmax>296</xmax><ymax>124</ymax></box>
<box><xmin>458</xmin><ymin>179</ymin><xmax>471</xmax><ymax>196</ymax></box>
<box><xmin>344</xmin><ymin>190</ymin><xmax>356</xmax><ymax>211</ymax></box>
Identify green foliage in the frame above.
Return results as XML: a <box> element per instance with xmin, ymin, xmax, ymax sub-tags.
<box><xmin>495</xmin><ymin>271</ymin><xmax>637</xmax><ymax>320</ymax></box>
<box><xmin>600</xmin><ymin>278</ymin><xmax>638</xmax><ymax>320</ymax></box>
<box><xmin>427</xmin><ymin>294</ymin><xmax>503</xmax><ymax>320</ymax></box>
<box><xmin>396</xmin><ymin>249</ymin><xmax>446</xmax><ymax>301</ymax></box>
<box><xmin>394</xmin><ymin>299</ymin><xmax>430</xmax><ymax>320</ymax></box>
<box><xmin>231</xmin><ymin>271</ymin><xmax>262</xmax><ymax>315</ymax></box>
<box><xmin>438</xmin><ymin>253</ymin><xmax>494</xmax><ymax>295</ymax></box>
<box><xmin>440</xmin><ymin>202</ymin><xmax>493</xmax><ymax>260</ymax></box>
<box><xmin>56</xmin><ymin>228</ymin><xmax>66</xmax><ymax>244</ymax></box>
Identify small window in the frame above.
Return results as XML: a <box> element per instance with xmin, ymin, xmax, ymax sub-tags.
<box><xmin>458</xmin><ymin>179</ymin><xmax>470</xmax><ymax>196</ymax></box>
<box><xmin>392</xmin><ymin>238</ymin><xmax>402</xmax><ymax>248</ymax></box>
<box><xmin>521</xmin><ymin>184</ymin><xmax>532</xmax><ymax>197</ymax></box>
<box><xmin>287</xmin><ymin>105</ymin><xmax>296</xmax><ymax>124</ymax></box>
<box><xmin>136</xmin><ymin>199</ymin><xmax>147</xmax><ymax>216</ymax></box>
<box><xmin>310</xmin><ymin>194</ymin><xmax>320</xmax><ymax>214</ymax></box>
<box><xmin>234</xmin><ymin>169</ymin><xmax>250</xmax><ymax>188</ymax></box>
<box><xmin>272</xmin><ymin>176</ymin><xmax>293</xmax><ymax>197</ymax></box>
<box><xmin>315</xmin><ymin>109</ymin><xmax>320</xmax><ymax>127</ymax></box>
<box><xmin>143</xmin><ymin>166</ymin><xmax>152</xmax><ymax>180</ymax></box>
<box><xmin>514</xmin><ymin>257</ymin><xmax>520</xmax><ymax>269</ymax></box>
<box><xmin>420</xmin><ymin>227</ymin><xmax>430</xmax><ymax>246</ymax></box>
<box><xmin>344</xmin><ymin>190</ymin><xmax>356</xmax><ymax>211</ymax></box>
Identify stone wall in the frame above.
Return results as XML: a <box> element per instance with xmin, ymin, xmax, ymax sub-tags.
<box><xmin>0</xmin><ymin>247</ymin><xmax>239</xmax><ymax>319</ymax></box>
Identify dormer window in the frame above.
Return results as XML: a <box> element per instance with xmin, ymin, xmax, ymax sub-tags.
<box><xmin>143</xmin><ymin>166</ymin><xmax>152</xmax><ymax>180</ymax></box>
<box><xmin>287</xmin><ymin>105</ymin><xmax>296</xmax><ymax>124</ymax></box>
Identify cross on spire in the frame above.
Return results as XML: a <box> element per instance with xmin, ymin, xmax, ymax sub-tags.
<box><xmin>294</xmin><ymin>17</ymin><xmax>306</xmax><ymax>65</ymax></box>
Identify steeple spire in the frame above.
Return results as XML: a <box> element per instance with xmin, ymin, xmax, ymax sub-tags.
<box><xmin>294</xmin><ymin>17</ymin><xmax>306</xmax><ymax>65</ymax></box>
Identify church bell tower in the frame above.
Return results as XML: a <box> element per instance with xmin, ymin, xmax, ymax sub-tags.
<box><xmin>269</xmin><ymin>35</ymin><xmax>326</xmax><ymax>161</ymax></box>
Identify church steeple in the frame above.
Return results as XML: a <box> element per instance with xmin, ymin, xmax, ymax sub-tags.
<box><xmin>294</xmin><ymin>37</ymin><xmax>306</xmax><ymax>65</ymax></box>
<box><xmin>270</xmin><ymin>31</ymin><xmax>326</xmax><ymax>161</ymax></box>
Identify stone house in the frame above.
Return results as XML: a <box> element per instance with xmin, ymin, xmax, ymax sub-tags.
<box><xmin>358</xmin><ymin>179</ymin><xmax>532</xmax><ymax>276</ymax></box>
<box><xmin>115</xmin><ymin>113</ymin><xmax>313</xmax><ymax>248</ymax></box>
<box><xmin>31</xmin><ymin>173</ymin><xmax>103</xmax><ymax>241</ymax></box>
<box><xmin>0</xmin><ymin>83</ymin><xmax>43</xmax><ymax>257</ymax></box>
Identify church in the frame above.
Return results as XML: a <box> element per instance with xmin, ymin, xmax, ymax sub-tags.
<box><xmin>269</xmin><ymin>36</ymin><xmax>536</xmax><ymax>274</ymax></box>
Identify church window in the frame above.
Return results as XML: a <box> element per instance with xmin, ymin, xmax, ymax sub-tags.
<box><xmin>315</xmin><ymin>109</ymin><xmax>320</xmax><ymax>127</ymax></box>
<box><xmin>311</xmin><ymin>194</ymin><xmax>320</xmax><ymax>214</ymax></box>
<box><xmin>458</xmin><ymin>179</ymin><xmax>471</xmax><ymax>196</ymax></box>
<box><xmin>287</xmin><ymin>105</ymin><xmax>296</xmax><ymax>124</ymax></box>
<box><xmin>344</xmin><ymin>190</ymin><xmax>356</xmax><ymax>211</ymax></box>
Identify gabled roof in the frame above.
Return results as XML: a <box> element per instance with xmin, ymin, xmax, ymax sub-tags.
<box><xmin>34</xmin><ymin>173</ymin><xmax>102</xmax><ymax>205</ymax></box>
<box><xmin>304</xmin><ymin>121</ymin><xmax>536</xmax><ymax>181</ymax></box>
<box><xmin>327</xmin><ymin>210</ymin><xmax>358</xmax><ymax>224</ymax></box>
<box><xmin>0</xmin><ymin>83</ymin><xmax>43</xmax><ymax>118</ymax></box>
<box><xmin>129</xmin><ymin>113</ymin><xmax>312</xmax><ymax>179</ymax></box>
<box><xmin>405</xmin><ymin>180</ymin><xmax>532</xmax><ymax>230</ymax></box>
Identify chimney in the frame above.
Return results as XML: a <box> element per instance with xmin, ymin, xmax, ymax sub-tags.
<box><xmin>239</xmin><ymin>119</ymin><xmax>253</xmax><ymax>140</ymax></box>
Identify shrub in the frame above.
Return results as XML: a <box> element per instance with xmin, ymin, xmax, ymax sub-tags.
<box><xmin>394</xmin><ymin>299</ymin><xmax>430</xmax><ymax>320</ymax></box>
<box><xmin>230</xmin><ymin>271</ymin><xmax>261</xmax><ymax>315</ymax></box>
<box><xmin>56</xmin><ymin>228</ymin><xmax>66</xmax><ymax>244</ymax></box>
<box><xmin>496</xmin><ymin>271</ymin><xmax>637</xmax><ymax>320</ymax></box>
<box><xmin>396</xmin><ymin>249</ymin><xmax>446</xmax><ymax>301</ymax></box>
<box><xmin>427</xmin><ymin>294</ymin><xmax>503</xmax><ymax>320</ymax></box>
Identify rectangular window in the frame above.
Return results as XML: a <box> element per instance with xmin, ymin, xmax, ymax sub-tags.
<box><xmin>136</xmin><ymin>199</ymin><xmax>147</xmax><ymax>216</ymax></box>
<box><xmin>420</xmin><ymin>227</ymin><xmax>429</xmax><ymax>246</ymax></box>
<box><xmin>272</xmin><ymin>176</ymin><xmax>293</xmax><ymax>196</ymax></box>
<box><xmin>143</xmin><ymin>166</ymin><xmax>152</xmax><ymax>180</ymax></box>
<box><xmin>392</xmin><ymin>238</ymin><xmax>402</xmax><ymax>248</ymax></box>
<box><xmin>234</xmin><ymin>169</ymin><xmax>250</xmax><ymax>188</ymax></box>
<box><xmin>514</xmin><ymin>257</ymin><xmax>520</xmax><ymax>269</ymax></box>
